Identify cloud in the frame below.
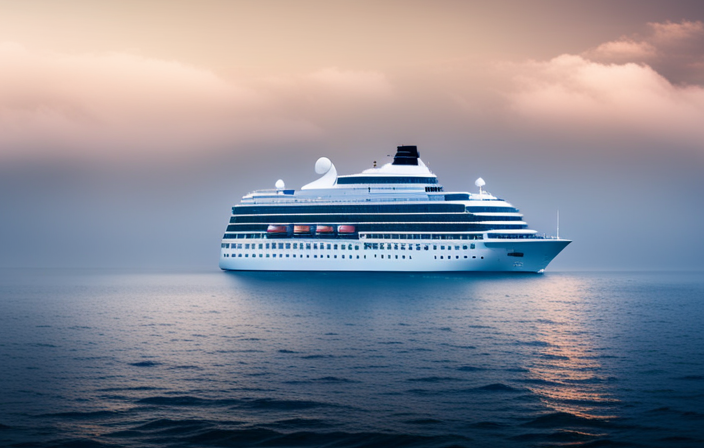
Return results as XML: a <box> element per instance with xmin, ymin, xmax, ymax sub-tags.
<box><xmin>584</xmin><ymin>39</ymin><xmax>657</xmax><ymax>64</ymax></box>
<box><xmin>501</xmin><ymin>54</ymin><xmax>704</xmax><ymax>148</ymax></box>
<box><xmin>582</xmin><ymin>20</ymin><xmax>704</xmax><ymax>85</ymax></box>
<box><xmin>0</xmin><ymin>44</ymin><xmax>393</xmax><ymax>163</ymax></box>
<box><xmin>649</xmin><ymin>20</ymin><xmax>704</xmax><ymax>46</ymax></box>
<box><xmin>308</xmin><ymin>67</ymin><xmax>393</xmax><ymax>98</ymax></box>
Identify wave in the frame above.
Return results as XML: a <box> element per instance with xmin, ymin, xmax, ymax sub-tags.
<box><xmin>137</xmin><ymin>396</ymin><xmax>241</xmax><ymax>407</ymax></box>
<box><xmin>461</xmin><ymin>383</ymin><xmax>524</xmax><ymax>393</ymax></box>
<box><xmin>402</xmin><ymin>418</ymin><xmax>443</xmax><ymax>425</ymax></box>
<box><xmin>181</xmin><ymin>428</ymin><xmax>472</xmax><ymax>448</ymax></box>
<box><xmin>238</xmin><ymin>398</ymin><xmax>339</xmax><ymax>411</ymax></box>
<box><xmin>522</xmin><ymin>412</ymin><xmax>619</xmax><ymax>429</ymax></box>
<box><xmin>313</xmin><ymin>376</ymin><xmax>360</xmax><ymax>383</ymax></box>
<box><xmin>406</xmin><ymin>376</ymin><xmax>465</xmax><ymax>383</ymax></box>
<box><xmin>129</xmin><ymin>361</ymin><xmax>161</xmax><ymax>367</ymax></box>
<box><xmin>37</xmin><ymin>410</ymin><xmax>123</xmax><ymax>419</ymax></box>
<box><xmin>457</xmin><ymin>365</ymin><xmax>486</xmax><ymax>372</ymax></box>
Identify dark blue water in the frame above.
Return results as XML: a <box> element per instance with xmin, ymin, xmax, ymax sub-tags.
<box><xmin>0</xmin><ymin>269</ymin><xmax>703</xmax><ymax>447</ymax></box>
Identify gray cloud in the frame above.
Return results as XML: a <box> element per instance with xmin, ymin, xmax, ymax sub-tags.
<box><xmin>583</xmin><ymin>20</ymin><xmax>704</xmax><ymax>85</ymax></box>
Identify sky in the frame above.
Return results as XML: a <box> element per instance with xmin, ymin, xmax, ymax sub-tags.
<box><xmin>1</xmin><ymin>0</ymin><xmax>703</xmax><ymax>271</ymax></box>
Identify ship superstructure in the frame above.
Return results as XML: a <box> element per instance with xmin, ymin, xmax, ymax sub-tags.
<box><xmin>219</xmin><ymin>146</ymin><xmax>570</xmax><ymax>272</ymax></box>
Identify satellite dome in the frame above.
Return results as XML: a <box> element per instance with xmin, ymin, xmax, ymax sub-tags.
<box><xmin>275</xmin><ymin>179</ymin><xmax>285</xmax><ymax>190</ymax></box>
<box><xmin>475</xmin><ymin>177</ymin><xmax>486</xmax><ymax>187</ymax></box>
<box><xmin>315</xmin><ymin>157</ymin><xmax>332</xmax><ymax>175</ymax></box>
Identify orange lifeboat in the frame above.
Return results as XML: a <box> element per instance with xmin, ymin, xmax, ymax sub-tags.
<box><xmin>267</xmin><ymin>225</ymin><xmax>288</xmax><ymax>234</ymax></box>
<box><xmin>294</xmin><ymin>225</ymin><xmax>312</xmax><ymax>234</ymax></box>
<box><xmin>337</xmin><ymin>225</ymin><xmax>356</xmax><ymax>234</ymax></box>
<box><xmin>316</xmin><ymin>225</ymin><xmax>334</xmax><ymax>234</ymax></box>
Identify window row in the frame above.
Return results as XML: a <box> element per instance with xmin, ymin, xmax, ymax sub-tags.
<box><xmin>223</xmin><ymin>242</ymin><xmax>477</xmax><ymax>251</ymax></box>
<box><xmin>230</xmin><ymin>214</ymin><xmax>523</xmax><ymax>224</ymax></box>
<box><xmin>223</xmin><ymin>233</ymin><xmax>487</xmax><ymax>240</ymax></box>
<box><xmin>336</xmin><ymin>176</ymin><xmax>439</xmax><ymax>184</ymax></box>
<box><xmin>233</xmin><ymin>204</ymin><xmax>465</xmax><ymax>215</ymax></box>
<box><xmin>226</xmin><ymin>223</ymin><xmax>527</xmax><ymax>233</ymax></box>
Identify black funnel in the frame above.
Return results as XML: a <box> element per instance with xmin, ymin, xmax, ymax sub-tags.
<box><xmin>392</xmin><ymin>145</ymin><xmax>420</xmax><ymax>166</ymax></box>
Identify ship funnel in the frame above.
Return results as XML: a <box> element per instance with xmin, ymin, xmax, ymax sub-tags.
<box><xmin>392</xmin><ymin>145</ymin><xmax>420</xmax><ymax>166</ymax></box>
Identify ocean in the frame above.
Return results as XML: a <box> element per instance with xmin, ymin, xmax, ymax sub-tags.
<box><xmin>0</xmin><ymin>269</ymin><xmax>702</xmax><ymax>447</ymax></box>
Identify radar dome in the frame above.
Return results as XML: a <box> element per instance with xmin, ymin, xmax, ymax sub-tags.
<box><xmin>275</xmin><ymin>179</ymin><xmax>285</xmax><ymax>190</ymax></box>
<box><xmin>315</xmin><ymin>157</ymin><xmax>332</xmax><ymax>175</ymax></box>
<box><xmin>475</xmin><ymin>177</ymin><xmax>486</xmax><ymax>187</ymax></box>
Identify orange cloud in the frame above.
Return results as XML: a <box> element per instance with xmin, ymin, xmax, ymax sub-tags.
<box><xmin>502</xmin><ymin>53</ymin><xmax>704</xmax><ymax>147</ymax></box>
<box><xmin>582</xmin><ymin>20</ymin><xmax>704</xmax><ymax>85</ymax></box>
<box><xmin>0</xmin><ymin>44</ymin><xmax>395</xmax><ymax>163</ymax></box>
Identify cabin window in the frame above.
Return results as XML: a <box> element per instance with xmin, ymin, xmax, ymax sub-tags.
<box><xmin>293</xmin><ymin>243</ymin><xmax>298</xmax><ymax>249</ymax></box>
<box><xmin>327</xmin><ymin>244</ymin><xmax>331</xmax><ymax>250</ymax></box>
<box><xmin>306</xmin><ymin>243</ymin><xmax>311</xmax><ymax>249</ymax></box>
<box><xmin>334</xmin><ymin>244</ymin><xmax>338</xmax><ymax>250</ymax></box>
<box><xmin>470</xmin><ymin>244</ymin><xmax>476</xmax><ymax>249</ymax></box>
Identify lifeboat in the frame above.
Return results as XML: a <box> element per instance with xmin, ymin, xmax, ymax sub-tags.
<box><xmin>316</xmin><ymin>225</ymin><xmax>334</xmax><ymax>234</ymax></box>
<box><xmin>267</xmin><ymin>225</ymin><xmax>288</xmax><ymax>234</ymax></box>
<box><xmin>337</xmin><ymin>225</ymin><xmax>356</xmax><ymax>234</ymax></box>
<box><xmin>293</xmin><ymin>225</ymin><xmax>312</xmax><ymax>234</ymax></box>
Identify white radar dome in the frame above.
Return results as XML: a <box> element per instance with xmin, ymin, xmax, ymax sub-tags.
<box><xmin>475</xmin><ymin>177</ymin><xmax>486</xmax><ymax>187</ymax></box>
<box><xmin>315</xmin><ymin>157</ymin><xmax>332</xmax><ymax>175</ymax></box>
<box><xmin>275</xmin><ymin>179</ymin><xmax>285</xmax><ymax>190</ymax></box>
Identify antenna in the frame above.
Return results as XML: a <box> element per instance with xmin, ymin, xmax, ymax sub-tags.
<box><xmin>557</xmin><ymin>209</ymin><xmax>560</xmax><ymax>239</ymax></box>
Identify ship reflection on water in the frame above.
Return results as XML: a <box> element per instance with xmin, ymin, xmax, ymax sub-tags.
<box><xmin>226</xmin><ymin>271</ymin><xmax>623</xmax><ymax>419</ymax></box>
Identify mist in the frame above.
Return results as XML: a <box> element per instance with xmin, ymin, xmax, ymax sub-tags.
<box><xmin>1</xmin><ymin>1</ymin><xmax>703</xmax><ymax>271</ymax></box>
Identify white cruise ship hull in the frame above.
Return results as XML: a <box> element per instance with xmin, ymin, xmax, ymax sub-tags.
<box><xmin>219</xmin><ymin>238</ymin><xmax>570</xmax><ymax>273</ymax></box>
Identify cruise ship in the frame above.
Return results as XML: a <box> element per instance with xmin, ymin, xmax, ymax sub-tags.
<box><xmin>219</xmin><ymin>146</ymin><xmax>570</xmax><ymax>272</ymax></box>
